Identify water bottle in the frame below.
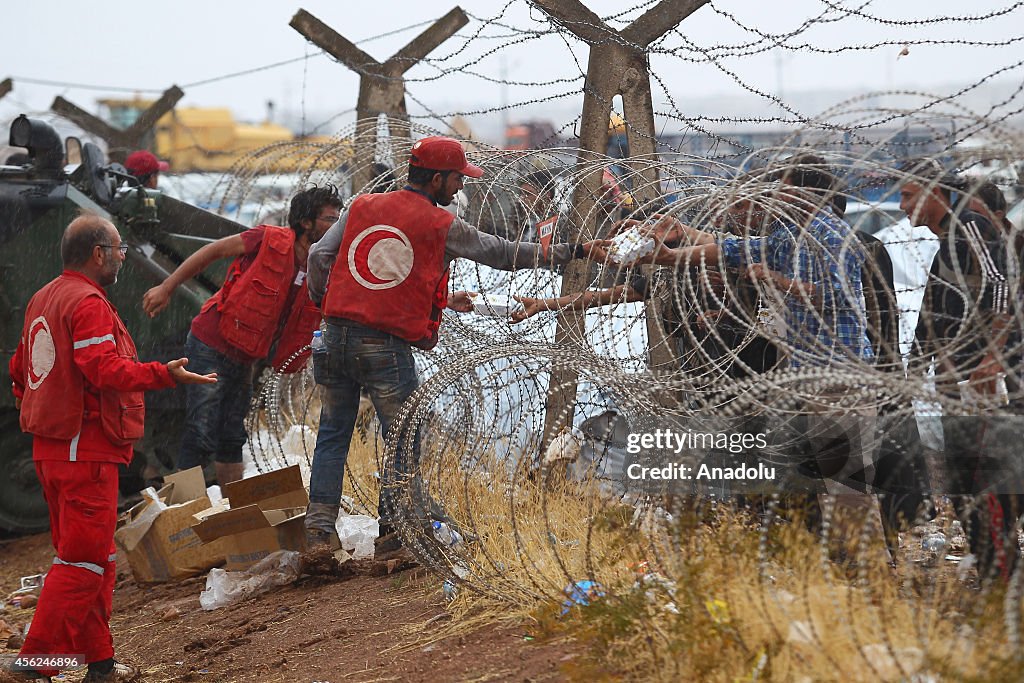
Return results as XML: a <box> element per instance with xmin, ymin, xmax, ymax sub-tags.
<box><xmin>431</xmin><ymin>521</ymin><xmax>464</xmax><ymax>549</ymax></box>
<box><xmin>310</xmin><ymin>329</ymin><xmax>325</xmax><ymax>354</ymax></box>
<box><xmin>922</xmin><ymin>531</ymin><xmax>947</xmax><ymax>553</ymax></box>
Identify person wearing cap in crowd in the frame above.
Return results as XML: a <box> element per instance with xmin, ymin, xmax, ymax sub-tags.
<box><xmin>304</xmin><ymin>136</ymin><xmax>608</xmax><ymax>559</ymax></box>
<box><xmin>5</xmin><ymin>213</ymin><xmax>216</xmax><ymax>683</ymax></box>
<box><xmin>123</xmin><ymin>150</ymin><xmax>167</xmax><ymax>189</ymax></box>
<box><xmin>141</xmin><ymin>185</ymin><xmax>343</xmax><ymax>486</ymax></box>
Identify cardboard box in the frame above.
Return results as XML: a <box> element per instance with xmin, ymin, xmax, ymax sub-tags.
<box><xmin>220</xmin><ymin>465</ymin><xmax>309</xmax><ymax>511</ymax></box>
<box><xmin>191</xmin><ymin>466</ymin><xmax>310</xmax><ymax>571</ymax></box>
<box><xmin>114</xmin><ymin>467</ymin><xmax>226</xmax><ymax>583</ymax></box>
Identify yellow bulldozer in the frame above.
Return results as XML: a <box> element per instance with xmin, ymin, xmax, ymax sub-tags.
<box><xmin>99</xmin><ymin>97</ymin><xmax>346</xmax><ymax>173</ymax></box>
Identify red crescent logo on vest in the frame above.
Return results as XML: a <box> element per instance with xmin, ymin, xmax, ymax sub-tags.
<box><xmin>347</xmin><ymin>225</ymin><xmax>415</xmax><ymax>290</ymax></box>
<box><xmin>27</xmin><ymin>316</ymin><xmax>56</xmax><ymax>390</ymax></box>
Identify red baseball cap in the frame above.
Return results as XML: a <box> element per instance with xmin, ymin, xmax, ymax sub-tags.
<box><xmin>409</xmin><ymin>137</ymin><xmax>483</xmax><ymax>178</ymax></box>
<box><xmin>125</xmin><ymin>150</ymin><xmax>169</xmax><ymax>176</ymax></box>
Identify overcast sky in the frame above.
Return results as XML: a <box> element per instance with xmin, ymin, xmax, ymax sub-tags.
<box><xmin>2</xmin><ymin>1</ymin><xmax>1022</xmax><ymax>143</ymax></box>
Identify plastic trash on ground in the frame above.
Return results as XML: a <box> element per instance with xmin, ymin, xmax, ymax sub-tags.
<box><xmin>560</xmin><ymin>580</ymin><xmax>604</xmax><ymax>616</ymax></box>
<box><xmin>199</xmin><ymin>550</ymin><xmax>301</xmax><ymax>611</ymax></box>
<box><xmin>335</xmin><ymin>514</ymin><xmax>379</xmax><ymax>560</ymax></box>
<box><xmin>281</xmin><ymin>424</ymin><xmax>317</xmax><ymax>457</ymax></box>
<box><xmin>205</xmin><ymin>485</ymin><xmax>223</xmax><ymax>508</ymax></box>
<box><xmin>921</xmin><ymin>532</ymin><xmax>947</xmax><ymax>553</ymax></box>
<box><xmin>431</xmin><ymin>521</ymin><xmax>472</xmax><ymax>579</ymax></box>
<box><xmin>431</xmin><ymin>521</ymin><xmax>464</xmax><ymax>548</ymax></box>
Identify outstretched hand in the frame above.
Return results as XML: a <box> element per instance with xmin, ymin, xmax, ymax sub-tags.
<box><xmin>142</xmin><ymin>284</ymin><xmax>172</xmax><ymax>318</ymax></box>
<box><xmin>511</xmin><ymin>295</ymin><xmax>544</xmax><ymax>323</ymax></box>
<box><xmin>579</xmin><ymin>239</ymin><xmax>613</xmax><ymax>262</ymax></box>
<box><xmin>447</xmin><ymin>290</ymin><xmax>475</xmax><ymax>312</ymax></box>
<box><xmin>167</xmin><ymin>358</ymin><xmax>218</xmax><ymax>385</ymax></box>
<box><xmin>613</xmin><ymin>214</ymin><xmax>682</xmax><ymax>245</ymax></box>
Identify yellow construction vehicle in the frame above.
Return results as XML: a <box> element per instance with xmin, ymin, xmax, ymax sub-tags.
<box><xmin>98</xmin><ymin>97</ymin><xmax>345</xmax><ymax>173</ymax></box>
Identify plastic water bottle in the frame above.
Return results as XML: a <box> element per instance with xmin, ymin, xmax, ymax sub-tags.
<box><xmin>432</xmin><ymin>521</ymin><xmax>464</xmax><ymax>549</ymax></box>
<box><xmin>922</xmin><ymin>532</ymin><xmax>947</xmax><ymax>553</ymax></box>
<box><xmin>310</xmin><ymin>329</ymin><xmax>325</xmax><ymax>354</ymax></box>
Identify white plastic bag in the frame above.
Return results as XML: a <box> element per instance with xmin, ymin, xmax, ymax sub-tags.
<box><xmin>199</xmin><ymin>550</ymin><xmax>300</xmax><ymax>611</ymax></box>
<box><xmin>113</xmin><ymin>487</ymin><xmax>167</xmax><ymax>553</ymax></box>
<box><xmin>335</xmin><ymin>514</ymin><xmax>379</xmax><ymax>560</ymax></box>
<box><xmin>205</xmin><ymin>485</ymin><xmax>223</xmax><ymax>508</ymax></box>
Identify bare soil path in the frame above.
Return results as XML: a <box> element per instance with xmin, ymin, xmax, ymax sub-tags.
<box><xmin>1</xmin><ymin>533</ymin><xmax>578</xmax><ymax>683</ymax></box>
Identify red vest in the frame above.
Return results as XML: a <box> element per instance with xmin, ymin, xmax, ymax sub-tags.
<box><xmin>322</xmin><ymin>191</ymin><xmax>453</xmax><ymax>343</ymax></box>
<box><xmin>269</xmin><ymin>278</ymin><xmax>321</xmax><ymax>373</ymax></box>
<box><xmin>20</xmin><ymin>274</ymin><xmax>145</xmax><ymax>446</ymax></box>
<box><xmin>207</xmin><ymin>226</ymin><xmax>320</xmax><ymax>371</ymax></box>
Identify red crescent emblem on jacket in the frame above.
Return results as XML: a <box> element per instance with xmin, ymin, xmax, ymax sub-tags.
<box><xmin>347</xmin><ymin>225</ymin><xmax>415</xmax><ymax>290</ymax></box>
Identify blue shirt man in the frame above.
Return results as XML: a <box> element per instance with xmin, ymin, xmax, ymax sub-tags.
<box><xmin>717</xmin><ymin>205</ymin><xmax>873</xmax><ymax>367</ymax></box>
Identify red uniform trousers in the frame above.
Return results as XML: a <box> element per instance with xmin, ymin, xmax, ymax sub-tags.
<box><xmin>20</xmin><ymin>460</ymin><xmax>119</xmax><ymax>675</ymax></box>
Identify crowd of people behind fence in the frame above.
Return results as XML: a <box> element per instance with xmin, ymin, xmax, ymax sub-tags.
<box><xmin>516</xmin><ymin>151</ymin><xmax>1020</xmax><ymax>576</ymax></box>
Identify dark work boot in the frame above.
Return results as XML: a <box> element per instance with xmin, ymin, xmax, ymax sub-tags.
<box><xmin>304</xmin><ymin>502</ymin><xmax>340</xmax><ymax>549</ymax></box>
<box><xmin>82</xmin><ymin>659</ymin><xmax>141</xmax><ymax>682</ymax></box>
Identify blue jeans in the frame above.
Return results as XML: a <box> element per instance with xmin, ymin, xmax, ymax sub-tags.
<box><xmin>309</xmin><ymin>320</ymin><xmax>421</xmax><ymax>525</ymax></box>
<box><xmin>178</xmin><ymin>333</ymin><xmax>254</xmax><ymax>468</ymax></box>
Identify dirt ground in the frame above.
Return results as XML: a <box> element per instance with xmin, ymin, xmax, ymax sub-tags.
<box><xmin>0</xmin><ymin>533</ymin><xmax>578</xmax><ymax>683</ymax></box>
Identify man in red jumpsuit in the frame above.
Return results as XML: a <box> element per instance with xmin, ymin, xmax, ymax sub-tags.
<box><xmin>5</xmin><ymin>214</ymin><xmax>216</xmax><ymax>683</ymax></box>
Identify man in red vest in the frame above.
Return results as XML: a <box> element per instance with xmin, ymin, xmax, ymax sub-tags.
<box><xmin>7</xmin><ymin>213</ymin><xmax>216</xmax><ymax>683</ymax></box>
<box><xmin>304</xmin><ymin>137</ymin><xmax>607</xmax><ymax>557</ymax></box>
<box><xmin>142</xmin><ymin>185</ymin><xmax>342</xmax><ymax>485</ymax></box>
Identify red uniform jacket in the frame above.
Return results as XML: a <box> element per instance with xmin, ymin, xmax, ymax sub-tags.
<box><xmin>10</xmin><ymin>271</ymin><xmax>175</xmax><ymax>464</ymax></box>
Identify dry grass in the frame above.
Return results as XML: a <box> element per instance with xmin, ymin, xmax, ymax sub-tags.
<box><xmin>406</xmin><ymin>443</ymin><xmax>1022</xmax><ymax>682</ymax></box>
<box><xmin>260</xmin><ymin>388</ymin><xmax>1023</xmax><ymax>681</ymax></box>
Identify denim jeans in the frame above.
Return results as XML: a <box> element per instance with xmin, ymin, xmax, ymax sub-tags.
<box><xmin>178</xmin><ymin>333</ymin><xmax>254</xmax><ymax>468</ymax></box>
<box><xmin>308</xmin><ymin>320</ymin><xmax>421</xmax><ymax>526</ymax></box>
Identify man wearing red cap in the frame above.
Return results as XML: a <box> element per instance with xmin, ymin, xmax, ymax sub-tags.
<box><xmin>123</xmin><ymin>150</ymin><xmax>167</xmax><ymax>189</ymax></box>
<box><xmin>303</xmin><ymin>136</ymin><xmax>606</xmax><ymax>557</ymax></box>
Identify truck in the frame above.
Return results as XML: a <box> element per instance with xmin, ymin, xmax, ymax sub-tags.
<box><xmin>0</xmin><ymin>115</ymin><xmax>246</xmax><ymax>533</ymax></box>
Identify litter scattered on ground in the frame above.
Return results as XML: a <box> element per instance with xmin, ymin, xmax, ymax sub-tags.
<box><xmin>921</xmin><ymin>532</ymin><xmax>947</xmax><ymax>553</ymax></box>
<box><xmin>199</xmin><ymin>550</ymin><xmax>301</xmax><ymax>610</ymax></box>
<box><xmin>335</xmin><ymin>514</ymin><xmax>378</xmax><ymax>560</ymax></box>
<box><xmin>860</xmin><ymin>643</ymin><xmax>925</xmax><ymax>681</ymax></box>
<box><xmin>787</xmin><ymin>620</ymin><xmax>815</xmax><ymax>646</ymax></box>
<box><xmin>560</xmin><ymin>580</ymin><xmax>604</xmax><ymax>616</ymax></box>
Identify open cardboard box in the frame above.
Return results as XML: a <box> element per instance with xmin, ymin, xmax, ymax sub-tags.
<box><xmin>191</xmin><ymin>465</ymin><xmax>309</xmax><ymax>571</ymax></box>
<box><xmin>114</xmin><ymin>466</ymin><xmax>227</xmax><ymax>583</ymax></box>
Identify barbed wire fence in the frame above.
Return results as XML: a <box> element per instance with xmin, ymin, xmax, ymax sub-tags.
<box><xmin>187</xmin><ymin>1</ymin><xmax>1024</xmax><ymax>678</ymax></box>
